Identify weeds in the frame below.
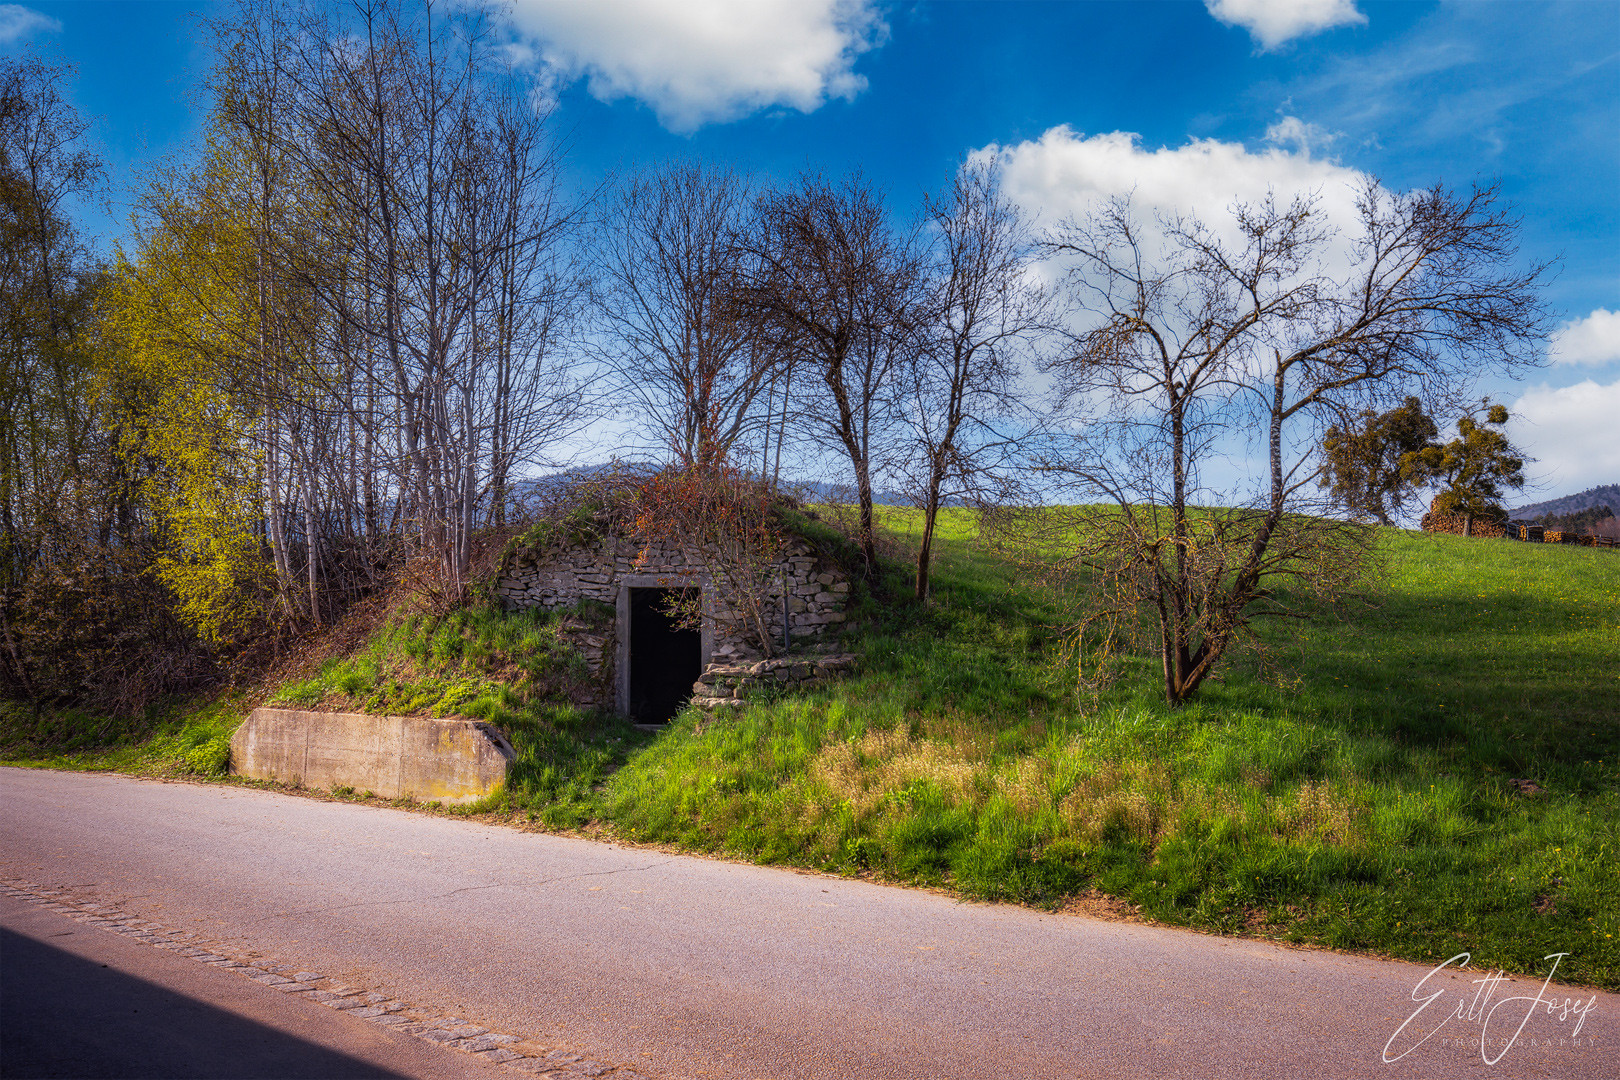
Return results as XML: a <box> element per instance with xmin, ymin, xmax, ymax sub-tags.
<box><xmin>264</xmin><ymin>602</ymin><xmax>650</xmax><ymax>823</ymax></box>
<box><xmin>0</xmin><ymin>696</ymin><xmax>243</xmax><ymax>778</ymax></box>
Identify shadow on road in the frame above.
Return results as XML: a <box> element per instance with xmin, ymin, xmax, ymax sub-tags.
<box><xmin>0</xmin><ymin>926</ymin><xmax>407</xmax><ymax>1079</ymax></box>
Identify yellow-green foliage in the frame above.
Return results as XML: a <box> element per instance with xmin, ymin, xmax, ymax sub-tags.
<box><xmin>97</xmin><ymin>150</ymin><xmax>274</xmax><ymax>643</ymax></box>
<box><xmin>184</xmin><ymin>734</ymin><xmax>232</xmax><ymax>776</ymax></box>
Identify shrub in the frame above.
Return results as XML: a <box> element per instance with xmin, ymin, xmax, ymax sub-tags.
<box><xmin>184</xmin><ymin>734</ymin><xmax>231</xmax><ymax>776</ymax></box>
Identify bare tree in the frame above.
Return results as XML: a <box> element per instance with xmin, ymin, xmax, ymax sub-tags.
<box><xmin>0</xmin><ymin>52</ymin><xmax>109</xmax><ymax>701</ymax></box>
<box><xmin>629</xmin><ymin>464</ymin><xmax>789</xmax><ymax>658</ymax></box>
<box><xmin>903</xmin><ymin>159</ymin><xmax>1048</xmax><ymax>601</ymax></box>
<box><xmin>735</xmin><ymin>172</ymin><xmax>917</xmax><ymax>574</ymax></box>
<box><xmin>1</xmin><ymin>52</ymin><xmax>103</xmax><ymax>553</ymax></box>
<box><xmin>1037</xmin><ymin>179</ymin><xmax>1551</xmax><ymax>705</ymax></box>
<box><xmin>594</xmin><ymin>161</ymin><xmax>781</xmax><ymax>469</ymax></box>
<box><xmin>198</xmin><ymin>0</ymin><xmax>589</xmax><ymax>606</ymax></box>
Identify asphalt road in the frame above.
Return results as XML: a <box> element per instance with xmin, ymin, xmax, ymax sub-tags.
<box><xmin>0</xmin><ymin>892</ymin><xmax>510</xmax><ymax>1079</ymax></box>
<box><xmin>1</xmin><ymin>767</ymin><xmax>1612</xmax><ymax>1079</ymax></box>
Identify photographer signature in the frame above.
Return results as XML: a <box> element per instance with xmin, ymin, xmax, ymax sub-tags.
<box><xmin>1384</xmin><ymin>952</ymin><xmax>1599</xmax><ymax>1064</ymax></box>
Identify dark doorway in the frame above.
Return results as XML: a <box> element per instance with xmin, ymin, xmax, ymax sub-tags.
<box><xmin>629</xmin><ymin>587</ymin><xmax>701</xmax><ymax>724</ymax></box>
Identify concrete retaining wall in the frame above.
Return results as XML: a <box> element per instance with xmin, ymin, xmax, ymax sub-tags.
<box><xmin>230</xmin><ymin>708</ymin><xmax>514</xmax><ymax>805</ymax></box>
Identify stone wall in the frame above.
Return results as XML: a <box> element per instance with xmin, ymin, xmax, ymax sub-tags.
<box><xmin>690</xmin><ymin>654</ymin><xmax>859</xmax><ymax>713</ymax></box>
<box><xmin>492</xmin><ymin>534</ymin><xmax>854</xmax><ymax>707</ymax></box>
<box><xmin>550</xmin><ymin>613</ymin><xmax>614</xmax><ymax>712</ymax></box>
<box><xmin>495</xmin><ymin>538</ymin><xmax>849</xmax><ymax>652</ymax></box>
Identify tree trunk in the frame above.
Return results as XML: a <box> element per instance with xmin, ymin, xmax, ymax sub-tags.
<box><xmin>855</xmin><ymin>460</ymin><xmax>878</xmax><ymax>574</ymax></box>
<box><xmin>915</xmin><ymin>458</ymin><xmax>946</xmax><ymax>601</ymax></box>
<box><xmin>302</xmin><ymin>456</ymin><xmax>321</xmax><ymax>627</ymax></box>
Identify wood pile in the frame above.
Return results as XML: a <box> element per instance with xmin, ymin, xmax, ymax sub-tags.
<box><xmin>1514</xmin><ymin>524</ymin><xmax>1616</xmax><ymax>550</ymax></box>
<box><xmin>1419</xmin><ymin>499</ymin><xmax>1616</xmax><ymax>550</ymax></box>
<box><xmin>1420</xmin><ymin>499</ymin><xmax>1507</xmax><ymax>538</ymax></box>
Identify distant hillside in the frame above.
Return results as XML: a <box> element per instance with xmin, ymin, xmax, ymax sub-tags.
<box><xmin>510</xmin><ymin>466</ymin><xmax>913</xmax><ymax>508</ymax></box>
<box><xmin>787</xmin><ymin>479</ymin><xmax>911</xmax><ymax>507</ymax></box>
<box><xmin>1513</xmin><ymin>483</ymin><xmax>1620</xmax><ymax>520</ymax></box>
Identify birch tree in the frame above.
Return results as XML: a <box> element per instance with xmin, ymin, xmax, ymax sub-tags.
<box><xmin>201</xmin><ymin>0</ymin><xmax>588</xmax><ymax>603</ymax></box>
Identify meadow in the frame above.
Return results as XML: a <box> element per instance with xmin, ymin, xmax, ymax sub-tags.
<box><xmin>5</xmin><ymin>510</ymin><xmax>1617</xmax><ymax>988</ymax></box>
<box><xmin>598</xmin><ymin>512</ymin><xmax>1620</xmax><ymax>988</ymax></box>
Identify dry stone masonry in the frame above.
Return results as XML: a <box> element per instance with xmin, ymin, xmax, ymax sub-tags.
<box><xmin>493</xmin><ymin>533</ymin><xmax>857</xmax><ymax>716</ymax></box>
<box><xmin>495</xmin><ymin>536</ymin><xmax>851</xmax><ymax>651</ymax></box>
<box><xmin>690</xmin><ymin>654</ymin><xmax>859</xmax><ymax>714</ymax></box>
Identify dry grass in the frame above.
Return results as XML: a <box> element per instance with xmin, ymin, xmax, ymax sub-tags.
<box><xmin>794</xmin><ymin>724</ymin><xmax>1373</xmax><ymax>856</ymax></box>
<box><xmin>802</xmin><ymin>728</ymin><xmax>979</xmax><ymax>823</ymax></box>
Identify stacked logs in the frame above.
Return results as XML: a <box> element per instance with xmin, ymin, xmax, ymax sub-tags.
<box><xmin>1419</xmin><ymin>502</ymin><xmax>1508</xmax><ymax>538</ymax></box>
<box><xmin>1515</xmin><ymin>524</ymin><xmax>1617</xmax><ymax>549</ymax></box>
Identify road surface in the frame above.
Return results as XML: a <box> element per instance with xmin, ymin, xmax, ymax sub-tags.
<box><xmin>0</xmin><ymin>890</ymin><xmax>513</xmax><ymax>1079</ymax></box>
<box><xmin>1</xmin><ymin>767</ymin><xmax>1611</xmax><ymax>1078</ymax></box>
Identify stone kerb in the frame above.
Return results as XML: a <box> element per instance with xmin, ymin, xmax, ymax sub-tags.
<box><xmin>230</xmin><ymin>708</ymin><xmax>514</xmax><ymax>805</ymax></box>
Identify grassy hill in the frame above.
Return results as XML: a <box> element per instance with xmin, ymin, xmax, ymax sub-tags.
<box><xmin>5</xmin><ymin>510</ymin><xmax>1617</xmax><ymax>988</ymax></box>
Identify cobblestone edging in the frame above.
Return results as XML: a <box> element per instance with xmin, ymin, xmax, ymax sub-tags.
<box><xmin>0</xmin><ymin>878</ymin><xmax>649</xmax><ymax>1079</ymax></box>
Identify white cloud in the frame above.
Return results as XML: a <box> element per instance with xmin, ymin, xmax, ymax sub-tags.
<box><xmin>982</xmin><ymin>125</ymin><xmax>1368</xmax><ymax>264</ymax></box>
<box><xmin>503</xmin><ymin>0</ymin><xmax>886</xmax><ymax>132</ymax></box>
<box><xmin>1508</xmin><ymin>377</ymin><xmax>1620</xmax><ymax>495</ymax></box>
<box><xmin>0</xmin><ymin>4</ymin><xmax>60</xmax><ymax>44</ymax></box>
<box><xmin>979</xmin><ymin>126</ymin><xmax>1381</xmax><ymax>501</ymax></box>
<box><xmin>1548</xmin><ymin>308</ymin><xmax>1620</xmax><ymax>367</ymax></box>
<box><xmin>1264</xmin><ymin>114</ymin><xmax>1338</xmax><ymax>156</ymax></box>
<box><xmin>1205</xmin><ymin>0</ymin><xmax>1366</xmax><ymax>51</ymax></box>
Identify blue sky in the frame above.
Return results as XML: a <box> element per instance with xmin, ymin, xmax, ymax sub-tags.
<box><xmin>5</xmin><ymin>0</ymin><xmax>1617</xmax><ymax>503</ymax></box>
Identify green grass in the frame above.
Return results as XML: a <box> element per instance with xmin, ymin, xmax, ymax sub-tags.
<box><xmin>598</xmin><ymin>512</ymin><xmax>1620</xmax><ymax>988</ymax></box>
<box><xmin>0</xmin><ymin>695</ymin><xmax>243</xmax><ymax>778</ymax></box>
<box><xmin>4</xmin><ymin>510</ymin><xmax>1616</xmax><ymax>987</ymax></box>
<box><xmin>265</xmin><ymin>601</ymin><xmax>657</xmax><ymax>826</ymax></box>
<box><xmin>271</xmin><ymin>603</ymin><xmax>605</xmax><ymax>717</ymax></box>
<box><xmin>2</xmin><ymin>602</ymin><xmax>657</xmax><ymax>826</ymax></box>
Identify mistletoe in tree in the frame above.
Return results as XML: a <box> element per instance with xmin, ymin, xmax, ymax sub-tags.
<box><xmin>1401</xmin><ymin>400</ymin><xmax>1527</xmax><ymax>535</ymax></box>
<box><xmin>1320</xmin><ymin>397</ymin><xmax>1440</xmax><ymax>525</ymax></box>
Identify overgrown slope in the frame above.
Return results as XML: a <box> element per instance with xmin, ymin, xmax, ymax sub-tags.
<box><xmin>5</xmin><ymin>511</ymin><xmax>1616</xmax><ymax>988</ymax></box>
<box><xmin>601</xmin><ymin>513</ymin><xmax>1620</xmax><ymax>988</ymax></box>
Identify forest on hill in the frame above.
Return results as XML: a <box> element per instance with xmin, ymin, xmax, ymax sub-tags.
<box><xmin>1514</xmin><ymin>483</ymin><xmax>1620</xmax><ymax>521</ymax></box>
